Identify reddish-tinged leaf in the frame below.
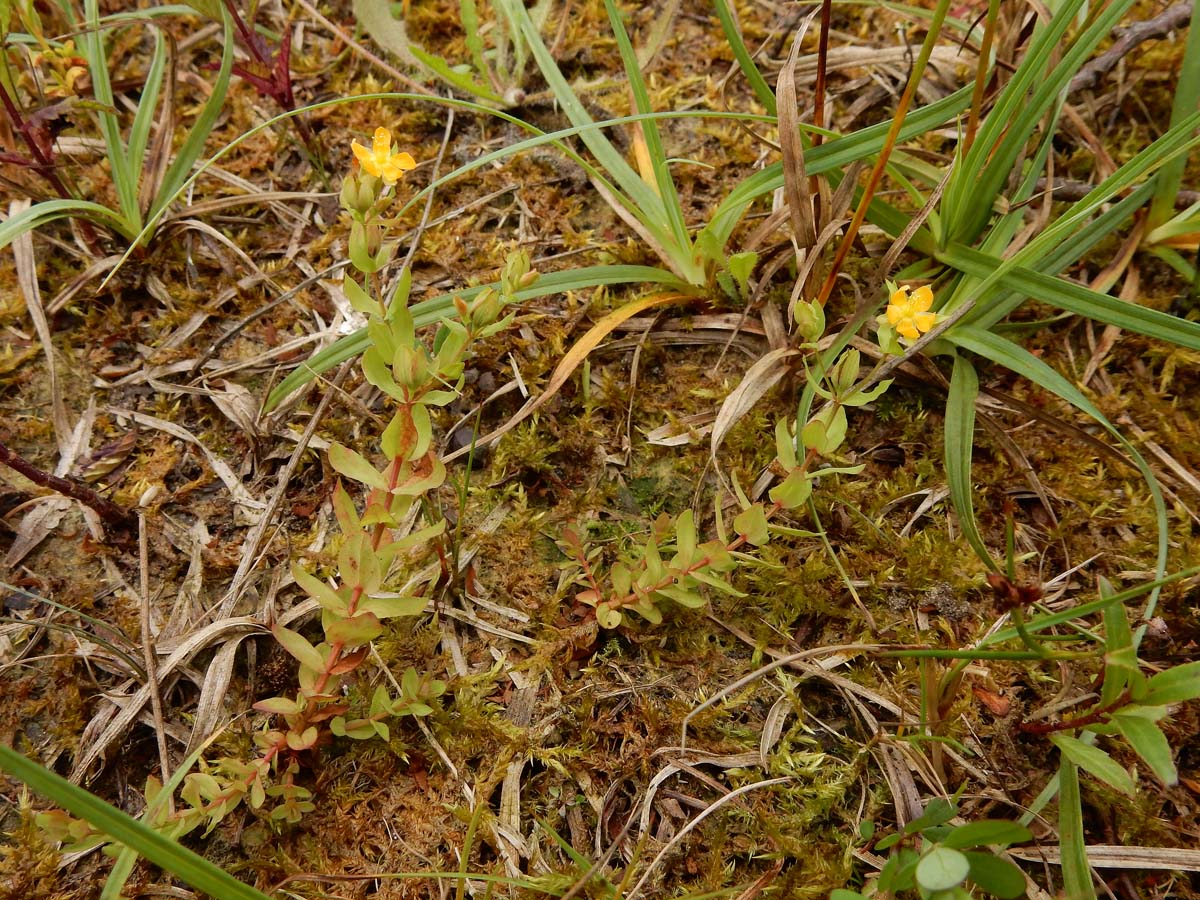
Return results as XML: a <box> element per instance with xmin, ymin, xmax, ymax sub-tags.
<box><xmin>972</xmin><ymin>686</ymin><xmax>1011</xmax><ymax>716</ymax></box>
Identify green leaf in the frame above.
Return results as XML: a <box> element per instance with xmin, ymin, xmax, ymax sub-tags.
<box><xmin>265</xmin><ymin>264</ymin><xmax>688</xmax><ymax>410</ymax></box>
<box><xmin>0</xmin><ymin>745</ymin><xmax>272</xmax><ymax>900</ymax></box>
<box><xmin>1143</xmin><ymin>661</ymin><xmax>1200</xmax><ymax>705</ymax></box>
<box><xmin>271</xmin><ymin>624</ymin><xmax>326</xmax><ymax>673</ymax></box>
<box><xmin>945</xmin><ymin>355</ymin><xmax>995</xmax><ymax>570</ymax></box>
<box><xmin>940</xmin><ymin>820</ymin><xmax>1032</xmax><ymax>850</ymax></box>
<box><xmin>292</xmin><ymin>565</ymin><xmax>348</xmax><ymax>616</ymax></box>
<box><xmin>916</xmin><ymin>846</ymin><xmax>970</xmax><ymax>893</ymax></box>
<box><xmin>328</xmin><ymin>443</ymin><xmax>387</xmax><ymax>490</ymax></box>
<box><xmin>655</xmin><ymin>585</ymin><xmax>706</xmax><ymax>609</ymax></box>
<box><xmin>357</xmin><ymin>593</ymin><xmax>428</xmax><ymax>620</ymax></box>
<box><xmin>1058</xmin><ymin>758</ymin><xmax>1098</xmax><ymax>900</ymax></box>
<box><xmin>1112</xmin><ymin>712</ymin><xmax>1177</xmax><ymax>785</ymax></box>
<box><xmin>964</xmin><ymin>851</ymin><xmax>1027</xmax><ymax>899</ymax></box>
<box><xmin>769</xmin><ymin>470</ymin><xmax>813</xmax><ymax>510</ymax></box>
<box><xmin>410</xmin><ymin>44</ymin><xmax>503</xmax><ymax>104</ymax></box>
<box><xmin>733</xmin><ymin>504</ymin><xmax>770</xmax><ymax>546</ymax></box>
<box><xmin>324</xmin><ymin>613</ymin><xmax>383</xmax><ymax>648</ymax></box>
<box><xmin>343</xmin><ymin>276</ymin><xmax>378</xmax><ymax>316</ymax></box>
<box><xmin>252</xmin><ymin>695</ymin><xmax>303</xmax><ymax>716</ymax></box>
<box><xmin>727</xmin><ymin>251</ymin><xmax>758</xmax><ymax>296</ymax></box>
<box><xmin>908</xmin><ymin>797</ymin><xmax>957</xmax><ymax>832</ymax></box>
<box><xmin>1049</xmin><ymin>733</ymin><xmax>1135</xmax><ymax>796</ymax></box>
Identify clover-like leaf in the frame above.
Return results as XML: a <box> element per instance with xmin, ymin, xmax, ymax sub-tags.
<box><xmin>915</xmin><ymin>845</ymin><xmax>970</xmax><ymax>893</ymax></box>
<box><xmin>596</xmin><ymin>603</ymin><xmax>623</xmax><ymax>629</ymax></box>
<box><xmin>285</xmin><ymin>726</ymin><xmax>319</xmax><ymax>751</ymax></box>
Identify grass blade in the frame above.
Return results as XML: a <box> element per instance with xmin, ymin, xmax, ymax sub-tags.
<box><xmin>0</xmin><ymin>744</ymin><xmax>272</xmax><ymax>900</ymax></box>
<box><xmin>945</xmin><ymin>354</ymin><xmax>996</xmax><ymax>569</ymax></box>
<box><xmin>948</xmin><ymin>327</ymin><xmax>1168</xmax><ymax>628</ymax></box>
<box><xmin>1148</xmin><ymin>0</ymin><xmax>1200</xmax><ymax>228</ymax></box>
<box><xmin>603</xmin><ymin>0</ymin><xmax>691</xmax><ymax>256</ymax></box>
<box><xmin>152</xmin><ymin>4</ymin><xmax>235</xmax><ymax>225</ymax></box>
<box><xmin>710</xmin><ymin>0</ymin><xmax>776</xmax><ymax>115</ymax></box>
<box><xmin>1058</xmin><ymin>758</ymin><xmax>1099</xmax><ymax>900</ymax></box>
<box><xmin>264</xmin><ymin>264</ymin><xmax>687</xmax><ymax>409</ymax></box>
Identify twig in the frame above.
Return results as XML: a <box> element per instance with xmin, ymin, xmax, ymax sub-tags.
<box><xmin>0</xmin><ymin>439</ymin><xmax>131</xmax><ymax>525</ymax></box>
<box><xmin>1070</xmin><ymin>2</ymin><xmax>1193</xmax><ymax>93</ymax></box>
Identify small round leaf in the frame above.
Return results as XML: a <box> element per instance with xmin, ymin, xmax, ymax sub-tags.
<box><xmin>916</xmin><ymin>846</ymin><xmax>970</xmax><ymax>893</ymax></box>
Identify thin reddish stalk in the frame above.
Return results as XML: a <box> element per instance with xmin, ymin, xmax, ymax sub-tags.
<box><xmin>0</xmin><ymin>439</ymin><xmax>130</xmax><ymax>525</ymax></box>
<box><xmin>815</xmin><ymin>0</ymin><xmax>951</xmax><ymax>306</ymax></box>
<box><xmin>963</xmin><ymin>0</ymin><xmax>1001</xmax><ymax>156</ymax></box>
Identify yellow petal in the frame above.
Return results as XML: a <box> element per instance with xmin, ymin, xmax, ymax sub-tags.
<box><xmin>886</xmin><ymin>304</ymin><xmax>905</xmax><ymax>326</ymax></box>
<box><xmin>371</xmin><ymin>127</ymin><xmax>392</xmax><ymax>159</ymax></box>
<box><xmin>896</xmin><ymin>320</ymin><xmax>920</xmax><ymax>340</ymax></box>
<box><xmin>911</xmin><ymin>285</ymin><xmax>934</xmax><ymax>312</ymax></box>
<box><xmin>393</xmin><ymin>152</ymin><xmax>416</xmax><ymax>171</ymax></box>
<box><xmin>351</xmin><ymin>140</ymin><xmax>371</xmax><ymax>164</ymax></box>
<box><xmin>890</xmin><ymin>287</ymin><xmax>909</xmax><ymax>307</ymax></box>
<box><xmin>914</xmin><ymin>311</ymin><xmax>937</xmax><ymax>333</ymax></box>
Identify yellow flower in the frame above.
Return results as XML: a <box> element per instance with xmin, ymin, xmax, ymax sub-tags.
<box><xmin>350</xmin><ymin>127</ymin><xmax>416</xmax><ymax>185</ymax></box>
<box><xmin>886</xmin><ymin>284</ymin><xmax>937</xmax><ymax>340</ymax></box>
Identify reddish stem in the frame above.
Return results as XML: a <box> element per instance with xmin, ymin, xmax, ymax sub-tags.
<box><xmin>0</xmin><ymin>439</ymin><xmax>131</xmax><ymax>525</ymax></box>
<box><xmin>1018</xmin><ymin>689</ymin><xmax>1133</xmax><ymax>735</ymax></box>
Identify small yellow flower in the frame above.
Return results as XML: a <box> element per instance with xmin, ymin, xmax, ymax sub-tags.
<box><xmin>350</xmin><ymin>127</ymin><xmax>416</xmax><ymax>185</ymax></box>
<box><xmin>886</xmin><ymin>284</ymin><xmax>937</xmax><ymax>340</ymax></box>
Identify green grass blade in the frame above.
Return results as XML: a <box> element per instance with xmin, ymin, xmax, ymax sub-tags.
<box><xmin>603</xmin><ymin>0</ymin><xmax>691</xmax><ymax>255</ymax></box>
<box><xmin>1148</xmin><ymin>0</ymin><xmax>1200</xmax><ymax>228</ymax></box>
<box><xmin>264</xmin><ymin>264</ymin><xmax>688</xmax><ymax>410</ymax></box>
<box><xmin>126</xmin><ymin>28</ymin><xmax>167</xmax><ymax>201</ymax></box>
<box><xmin>102</xmin><ymin>739</ymin><xmax>221</xmax><ymax>900</ymax></box>
<box><xmin>943</xmin><ymin>0</ymin><xmax>1133</xmax><ymax>245</ymax></box>
<box><xmin>1057</xmin><ymin>758</ymin><xmax>1098</xmax><ymax>900</ymax></box>
<box><xmin>0</xmin><ymin>199</ymin><xmax>138</xmax><ymax>248</ymax></box>
<box><xmin>0</xmin><ymin>744</ymin><xmax>272</xmax><ymax>900</ymax></box>
<box><xmin>948</xmin><ymin>327</ymin><xmax>1168</xmax><ymax>625</ymax></box>
<box><xmin>938</xmin><ymin>242</ymin><xmax>1200</xmax><ymax>350</ymax></box>
<box><xmin>710</xmin><ymin>0</ymin><xmax>776</xmax><ymax>115</ymax></box>
<box><xmin>152</xmin><ymin>4</ymin><xmax>235</xmax><ymax>227</ymax></box>
<box><xmin>945</xmin><ymin>354</ymin><xmax>996</xmax><ymax>569</ymax></box>
<box><xmin>83</xmin><ymin>0</ymin><xmax>139</xmax><ymax>230</ymax></box>
<box><xmin>701</xmin><ymin>84</ymin><xmax>974</xmax><ymax>253</ymax></box>
<box><xmin>510</xmin><ymin>2</ymin><xmax>673</xmax><ymax>237</ymax></box>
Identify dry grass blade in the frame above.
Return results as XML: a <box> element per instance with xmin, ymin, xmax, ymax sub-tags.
<box><xmin>444</xmin><ymin>292</ymin><xmax>690</xmax><ymax>462</ymax></box>
<box><xmin>107</xmin><ymin>407</ymin><xmax>266</xmax><ymax>524</ymax></box>
<box><xmin>1011</xmin><ymin>844</ymin><xmax>1200</xmax><ymax>871</ymax></box>
<box><xmin>10</xmin><ymin>198</ymin><xmax>70</xmax><ymax>454</ymax></box>
<box><xmin>623</xmin><ymin>776</ymin><xmax>792</xmax><ymax>900</ymax></box>
<box><xmin>709</xmin><ymin>348</ymin><xmax>797</xmax><ymax>468</ymax></box>
<box><xmin>69</xmin><ymin>617</ymin><xmax>266</xmax><ymax>783</ymax></box>
<box><xmin>777</xmin><ymin>26</ymin><xmax>818</xmax><ymax>252</ymax></box>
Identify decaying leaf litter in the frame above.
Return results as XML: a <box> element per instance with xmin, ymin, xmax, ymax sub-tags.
<box><xmin>1</xmin><ymin>1</ymin><xmax>1200</xmax><ymax>898</ymax></box>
